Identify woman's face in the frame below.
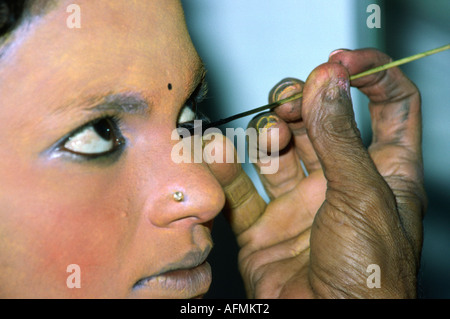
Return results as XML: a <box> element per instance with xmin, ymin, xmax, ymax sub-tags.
<box><xmin>0</xmin><ymin>0</ymin><xmax>225</xmax><ymax>298</ymax></box>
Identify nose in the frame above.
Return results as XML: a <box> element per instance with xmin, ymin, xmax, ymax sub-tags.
<box><xmin>144</xmin><ymin>135</ymin><xmax>225</xmax><ymax>228</ymax></box>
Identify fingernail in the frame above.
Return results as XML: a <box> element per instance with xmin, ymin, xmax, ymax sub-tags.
<box><xmin>328</xmin><ymin>48</ymin><xmax>350</xmax><ymax>59</ymax></box>
<box><xmin>256</xmin><ymin>115</ymin><xmax>278</xmax><ymax>131</ymax></box>
<box><xmin>270</xmin><ymin>78</ymin><xmax>301</xmax><ymax>102</ymax></box>
<box><xmin>275</xmin><ymin>84</ymin><xmax>296</xmax><ymax>101</ymax></box>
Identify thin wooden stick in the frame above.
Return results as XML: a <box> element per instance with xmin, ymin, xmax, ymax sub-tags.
<box><xmin>200</xmin><ymin>44</ymin><xmax>449</xmax><ymax>131</ymax></box>
<box><xmin>350</xmin><ymin>44</ymin><xmax>450</xmax><ymax>80</ymax></box>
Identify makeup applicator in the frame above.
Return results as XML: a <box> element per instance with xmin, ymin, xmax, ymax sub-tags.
<box><xmin>192</xmin><ymin>44</ymin><xmax>449</xmax><ymax>134</ymax></box>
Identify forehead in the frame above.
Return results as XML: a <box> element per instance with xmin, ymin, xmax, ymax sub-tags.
<box><xmin>0</xmin><ymin>0</ymin><xmax>201</xmax><ymax>113</ymax></box>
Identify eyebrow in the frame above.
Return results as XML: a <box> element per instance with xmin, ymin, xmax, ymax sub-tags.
<box><xmin>50</xmin><ymin>91</ymin><xmax>150</xmax><ymax>118</ymax></box>
<box><xmin>84</xmin><ymin>92</ymin><xmax>150</xmax><ymax>115</ymax></box>
<box><xmin>54</xmin><ymin>64</ymin><xmax>207</xmax><ymax>116</ymax></box>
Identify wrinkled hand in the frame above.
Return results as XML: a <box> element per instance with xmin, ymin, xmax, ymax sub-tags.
<box><xmin>205</xmin><ymin>49</ymin><xmax>426</xmax><ymax>298</ymax></box>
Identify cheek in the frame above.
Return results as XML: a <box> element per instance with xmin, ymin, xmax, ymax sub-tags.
<box><xmin>37</xmin><ymin>201</ymin><xmax>128</xmax><ymax>294</ymax></box>
<box><xmin>0</xmin><ymin>166</ymin><xmax>137</xmax><ymax>297</ymax></box>
<box><xmin>41</xmin><ymin>200</ymin><xmax>125</xmax><ymax>267</ymax></box>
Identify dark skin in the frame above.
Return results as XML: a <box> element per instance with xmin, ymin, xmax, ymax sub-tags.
<box><xmin>205</xmin><ymin>48</ymin><xmax>425</xmax><ymax>298</ymax></box>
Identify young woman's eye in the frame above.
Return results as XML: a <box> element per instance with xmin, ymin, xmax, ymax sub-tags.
<box><xmin>176</xmin><ymin>106</ymin><xmax>211</xmax><ymax>133</ymax></box>
<box><xmin>177</xmin><ymin>81</ymin><xmax>210</xmax><ymax>130</ymax></box>
<box><xmin>177</xmin><ymin>105</ymin><xmax>196</xmax><ymax>124</ymax></box>
<box><xmin>62</xmin><ymin>117</ymin><xmax>124</xmax><ymax>157</ymax></box>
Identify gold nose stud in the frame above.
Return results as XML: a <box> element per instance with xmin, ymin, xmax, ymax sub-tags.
<box><xmin>173</xmin><ymin>191</ymin><xmax>184</xmax><ymax>202</ymax></box>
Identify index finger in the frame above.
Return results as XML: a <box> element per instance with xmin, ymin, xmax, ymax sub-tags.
<box><xmin>328</xmin><ymin>48</ymin><xmax>421</xmax><ymax>150</ymax></box>
<box><xmin>203</xmin><ymin>133</ymin><xmax>267</xmax><ymax>237</ymax></box>
<box><xmin>329</xmin><ymin>49</ymin><xmax>425</xmax><ymax>255</ymax></box>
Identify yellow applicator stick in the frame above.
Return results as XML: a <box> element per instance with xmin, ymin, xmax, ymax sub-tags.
<box><xmin>199</xmin><ymin>44</ymin><xmax>449</xmax><ymax>132</ymax></box>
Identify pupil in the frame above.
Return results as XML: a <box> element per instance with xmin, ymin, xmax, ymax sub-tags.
<box><xmin>93</xmin><ymin>118</ymin><xmax>112</xmax><ymax>141</ymax></box>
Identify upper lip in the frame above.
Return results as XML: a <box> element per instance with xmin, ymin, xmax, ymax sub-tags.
<box><xmin>133</xmin><ymin>245</ymin><xmax>212</xmax><ymax>288</ymax></box>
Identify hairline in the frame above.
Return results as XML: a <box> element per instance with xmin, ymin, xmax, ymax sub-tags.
<box><xmin>0</xmin><ymin>0</ymin><xmax>60</xmax><ymax>59</ymax></box>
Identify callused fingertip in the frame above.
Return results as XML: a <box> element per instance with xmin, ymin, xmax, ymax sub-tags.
<box><xmin>308</xmin><ymin>63</ymin><xmax>350</xmax><ymax>101</ymax></box>
<box><xmin>305</xmin><ymin>63</ymin><xmax>347</xmax><ymax>90</ymax></box>
<box><xmin>325</xmin><ymin>75</ymin><xmax>351</xmax><ymax>102</ymax></box>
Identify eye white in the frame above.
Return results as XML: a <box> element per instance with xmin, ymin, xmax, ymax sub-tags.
<box><xmin>177</xmin><ymin>106</ymin><xmax>196</xmax><ymax>124</ymax></box>
<box><xmin>64</xmin><ymin>125</ymin><xmax>114</xmax><ymax>154</ymax></box>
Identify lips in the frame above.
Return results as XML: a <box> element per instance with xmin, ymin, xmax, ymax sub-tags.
<box><xmin>132</xmin><ymin>247</ymin><xmax>213</xmax><ymax>298</ymax></box>
<box><xmin>134</xmin><ymin>261</ymin><xmax>212</xmax><ymax>298</ymax></box>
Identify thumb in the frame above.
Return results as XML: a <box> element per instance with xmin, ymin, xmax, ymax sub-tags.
<box><xmin>302</xmin><ymin>62</ymin><xmax>381</xmax><ymax>186</ymax></box>
<box><xmin>301</xmin><ymin>63</ymin><xmax>416</xmax><ymax>298</ymax></box>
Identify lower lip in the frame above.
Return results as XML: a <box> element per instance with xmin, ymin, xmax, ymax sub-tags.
<box><xmin>132</xmin><ymin>262</ymin><xmax>212</xmax><ymax>298</ymax></box>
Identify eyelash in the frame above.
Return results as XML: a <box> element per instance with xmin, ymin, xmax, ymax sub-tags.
<box><xmin>177</xmin><ymin>82</ymin><xmax>210</xmax><ymax>130</ymax></box>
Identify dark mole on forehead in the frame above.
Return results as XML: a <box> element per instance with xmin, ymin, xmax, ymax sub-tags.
<box><xmin>168</xmin><ymin>83</ymin><xmax>172</xmax><ymax>90</ymax></box>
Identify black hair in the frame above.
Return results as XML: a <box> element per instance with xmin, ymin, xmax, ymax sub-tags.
<box><xmin>0</xmin><ymin>0</ymin><xmax>27</xmax><ymax>37</ymax></box>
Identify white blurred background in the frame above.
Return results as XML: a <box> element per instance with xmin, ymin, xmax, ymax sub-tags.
<box><xmin>181</xmin><ymin>0</ymin><xmax>450</xmax><ymax>298</ymax></box>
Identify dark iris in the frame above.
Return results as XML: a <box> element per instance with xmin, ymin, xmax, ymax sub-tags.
<box><xmin>93</xmin><ymin>118</ymin><xmax>113</xmax><ymax>141</ymax></box>
<box><xmin>58</xmin><ymin>115</ymin><xmax>126</xmax><ymax>162</ymax></box>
